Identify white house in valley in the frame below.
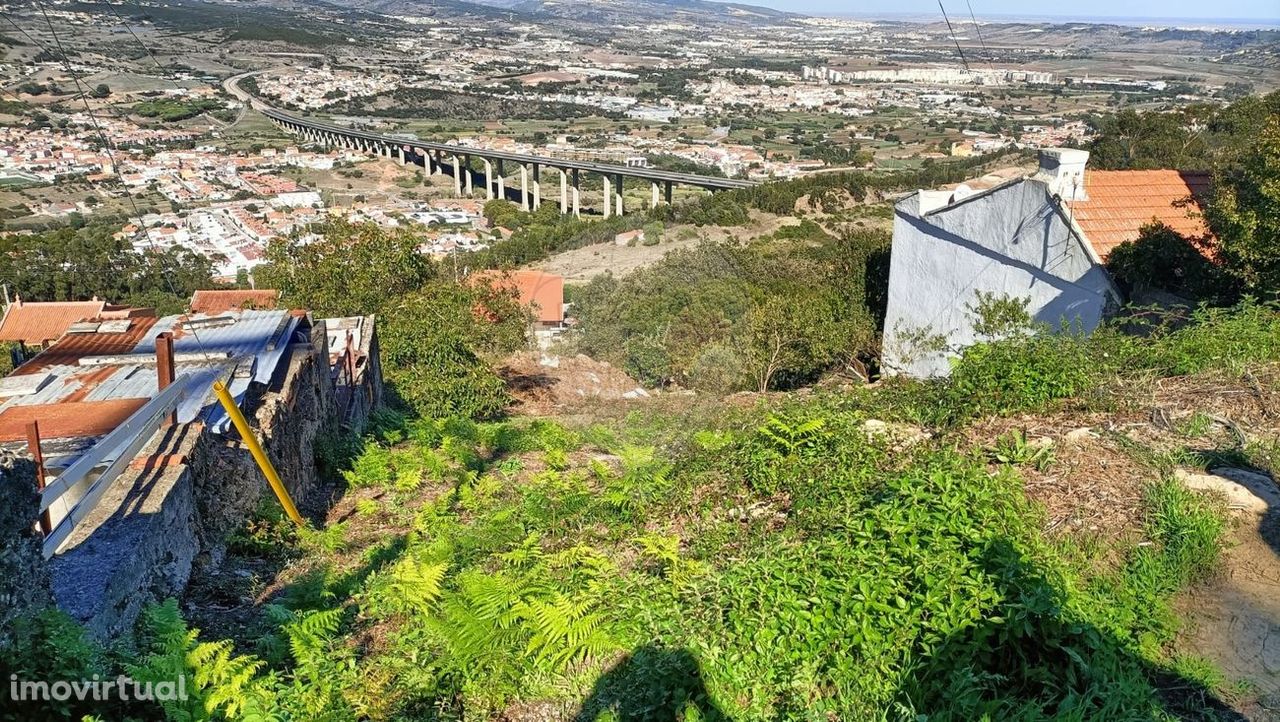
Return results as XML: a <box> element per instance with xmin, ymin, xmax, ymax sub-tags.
<box><xmin>882</xmin><ymin>148</ymin><xmax>1211</xmax><ymax>377</ymax></box>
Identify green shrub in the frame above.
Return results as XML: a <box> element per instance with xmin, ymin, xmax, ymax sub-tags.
<box><xmin>947</xmin><ymin>330</ymin><xmax>1104</xmax><ymax>418</ymax></box>
<box><xmin>1140</xmin><ymin>299</ymin><xmax>1280</xmax><ymax>376</ymax></box>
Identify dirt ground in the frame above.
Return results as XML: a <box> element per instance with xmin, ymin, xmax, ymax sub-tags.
<box><xmin>499</xmin><ymin>351</ymin><xmax>647</xmax><ymax>415</ymax></box>
<box><xmin>965</xmin><ymin>366</ymin><xmax>1280</xmax><ymax>718</ymax></box>
<box><xmin>1181</xmin><ymin>510</ymin><xmax>1280</xmax><ymax>720</ymax></box>
<box><xmin>532</xmin><ymin>211</ymin><xmax>801</xmax><ymax>283</ymax></box>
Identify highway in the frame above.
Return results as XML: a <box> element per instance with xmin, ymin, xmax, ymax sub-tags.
<box><xmin>225</xmin><ymin>75</ymin><xmax>757</xmax><ymax>191</ymax></box>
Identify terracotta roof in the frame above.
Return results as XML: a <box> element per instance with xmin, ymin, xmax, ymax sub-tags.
<box><xmin>0</xmin><ymin>299</ymin><xmax>106</xmax><ymax>345</ymax></box>
<box><xmin>13</xmin><ymin>316</ymin><xmax>158</xmax><ymax>375</ymax></box>
<box><xmin>189</xmin><ymin>289</ymin><xmax>281</xmax><ymax>315</ymax></box>
<box><xmin>471</xmin><ymin>270</ymin><xmax>564</xmax><ymax>324</ymax></box>
<box><xmin>1071</xmin><ymin>170</ymin><xmax>1211</xmax><ymax>260</ymax></box>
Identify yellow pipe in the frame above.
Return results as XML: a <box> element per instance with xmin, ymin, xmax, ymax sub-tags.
<box><xmin>212</xmin><ymin>380</ymin><xmax>306</xmax><ymax>526</ymax></box>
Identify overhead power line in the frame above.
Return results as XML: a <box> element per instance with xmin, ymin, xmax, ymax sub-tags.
<box><xmin>26</xmin><ymin>0</ymin><xmax>213</xmax><ymax>356</ymax></box>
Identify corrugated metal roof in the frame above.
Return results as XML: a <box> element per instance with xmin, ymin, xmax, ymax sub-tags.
<box><xmin>14</xmin><ymin>317</ymin><xmax>159</xmax><ymax>375</ymax></box>
<box><xmin>0</xmin><ymin>308</ymin><xmax>302</xmax><ymax>442</ymax></box>
<box><xmin>0</xmin><ymin>399</ymin><xmax>146</xmax><ymax>442</ymax></box>
<box><xmin>323</xmin><ymin>316</ymin><xmax>365</xmax><ymax>367</ymax></box>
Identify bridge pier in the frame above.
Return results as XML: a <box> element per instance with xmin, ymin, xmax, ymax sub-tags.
<box><xmin>520</xmin><ymin>164</ymin><xmax>530</xmax><ymax>211</ymax></box>
<box><xmin>258</xmin><ymin>112</ymin><xmax>753</xmax><ymax>217</ymax></box>
<box><xmin>532</xmin><ymin>164</ymin><xmax>541</xmax><ymax>211</ymax></box>
<box><xmin>571</xmin><ymin>168</ymin><xmax>581</xmax><ymax>218</ymax></box>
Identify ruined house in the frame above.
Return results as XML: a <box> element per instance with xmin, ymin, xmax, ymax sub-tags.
<box><xmin>0</xmin><ymin>292</ymin><xmax>381</xmax><ymax>639</ymax></box>
<box><xmin>882</xmin><ymin>148</ymin><xmax>1211</xmax><ymax>377</ymax></box>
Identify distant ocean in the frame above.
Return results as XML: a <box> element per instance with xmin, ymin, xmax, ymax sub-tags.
<box><xmin>822</xmin><ymin>12</ymin><xmax>1279</xmax><ymax>29</ymax></box>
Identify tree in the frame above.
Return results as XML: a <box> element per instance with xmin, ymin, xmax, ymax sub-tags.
<box><xmin>0</xmin><ymin>224</ymin><xmax>217</xmax><ymax>313</ymax></box>
<box><xmin>1206</xmin><ymin>115</ymin><xmax>1280</xmax><ymax>296</ymax></box>
<box><xmin>739</xmin><ymin>289</ymin><xmax>864</xmax><ymax>392</ymax></box>
<box><xmin>378</xmin><ymin>281</ymin><xmax>528</xmax><ymax>419</ymax></box>
<box><xmin>89</xmin><ymin>83</ymin><xmax>111</xmax><ymax>99</ymax></box>
<box><xmin>1106</xmin><ymin>222</ymin><xmax>1224</xmax><ymax>301</ymax></box>
<box><xmin>256</xmin><ymin>220</ymin><xmax>436</xmax><ymax>317</ymax></box>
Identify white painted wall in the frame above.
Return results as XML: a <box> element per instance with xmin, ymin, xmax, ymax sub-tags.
<box><xmin>881</xmin><ymin>178</ymin><xmax>1117</xmax><ymax>378</ymax></box>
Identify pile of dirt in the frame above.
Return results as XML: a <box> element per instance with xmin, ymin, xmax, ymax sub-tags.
<box><xmin>499</xmin><ymin>352</ymin><xmax>649</xmax><ymax>415</ymax></box>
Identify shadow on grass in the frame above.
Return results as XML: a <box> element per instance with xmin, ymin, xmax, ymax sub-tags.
<box><xmin>576</xmin><ymin>644</ymin><xmax>732</xmax><ymax>722</ymax></box>
<box><xmin>897</xmin><ymin>540</ymin><xmax>1245</xmax><ymax>721</ymax></box>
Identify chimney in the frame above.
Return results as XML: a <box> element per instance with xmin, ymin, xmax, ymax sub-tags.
<box><xmin>1034</xmin><ymin>148</ymin><xmax>1089</xmax><ymax>202</ymax></box>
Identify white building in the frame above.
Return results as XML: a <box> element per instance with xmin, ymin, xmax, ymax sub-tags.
<box><xmin>881</xmin><ymin>149</ymin><xmax>1211</xmax><ymax>378</ymax></box>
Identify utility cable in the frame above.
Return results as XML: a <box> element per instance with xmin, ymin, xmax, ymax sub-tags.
<box><xmin>962</xmin><ymin>0</ymin><xmax>995</xmax><ymax>71</ymax></box>
<box><xmin>97</xmin><ymin>0</ymin><xmax>225</xmax><ymax>127</ymax></box>
<box><xmin>30</xmin><ymin>0</ymin><xmax>214</xmax><ymax>357</ymax></box>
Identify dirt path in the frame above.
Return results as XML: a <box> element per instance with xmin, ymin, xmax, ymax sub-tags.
<box><xmin>1180</xmin><ymin>501</ymin><xmax>1280</xmax><ymax>720</ymax></box>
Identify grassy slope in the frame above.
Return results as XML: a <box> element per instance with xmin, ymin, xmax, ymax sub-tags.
<box><xmin>145</xmin><ymin>302</ymin><xmax>1280</xmax><ymax>721</ymax></box>
<box><xmin>15</xmin><ymin>304</ymin><xmax>1278</xmax><ymax>722</ymax></box>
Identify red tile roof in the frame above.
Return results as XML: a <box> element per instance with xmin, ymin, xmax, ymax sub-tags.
<box><xmin>0</xmin><ymin>299</ymin><xmax>155</xmax><ymax>346</ymax></box>
<box><xmin>1071</xmin><ymin>170</ymin><xmax>1211</xmax><ymax>260</ymax></box>
<box><xmin>0</xmin><ymin>299</ymin><xmax>106</xmax><ymax>345</ymax></box>
<box><xmin>189</xmin><ymin>289</ymin><xmax>281</xmax><ymax>315</ymax></box>
<box><xmin>471</xmin><ymin>270</ymin><xmax>564</xmax><ymax>324</ymax></box>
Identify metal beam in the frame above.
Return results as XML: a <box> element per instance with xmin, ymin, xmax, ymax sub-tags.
<box><xmin>42</xmin><ymin>375</ymin><xmax>191</xmax><ymax>557</ymax></box>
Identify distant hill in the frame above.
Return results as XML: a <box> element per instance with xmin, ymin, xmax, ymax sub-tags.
<box><xmin>345</xmin><ymin>0</ymin><xmax>801</xmax><ymax>26</ymax></box>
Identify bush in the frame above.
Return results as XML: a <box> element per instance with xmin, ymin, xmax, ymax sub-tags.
<box><xmin>574</xmin><ymin>232</ymin><xmax>885</xmax><ymax>392</ymax></box>
<box><xmin>1106</xmin><ymin>222</ymin><xmax>1226</xmax><ymax>302</ymax></box>
<box><xmin>379</xmin><ymin>283</ymin><xmax>528</xmax><ymax>420</ymax></box>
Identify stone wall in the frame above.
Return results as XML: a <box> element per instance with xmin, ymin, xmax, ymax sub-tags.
<box><xmin>187</xmin><ymin>322</ymin><xmax>334</xmax><ymax>567</ymax></box>
<box><xmin>47</xmin><ymin>317</ymin><xmax>361</xmax><ymax>641</ymax></box>
<box><xmin>0</xmin><ymin>451</ymin><xmax>51</xmax><ymax>649</ymax></box>
<box><xmin>338</xmin><ymin>316</ymin><xmax>383</xmax><ymax>433</ymax></box>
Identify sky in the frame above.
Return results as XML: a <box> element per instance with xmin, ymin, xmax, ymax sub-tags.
<box><xmin>721</xmin><ymin>0</ymin><xmax>1280</xmax><ymax>22</ymax></box>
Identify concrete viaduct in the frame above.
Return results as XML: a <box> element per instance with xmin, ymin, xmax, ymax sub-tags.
<box><xmin>260</xmin><ymin>108</ymin><xmax>756</xmax><ymax>218</ymax></box>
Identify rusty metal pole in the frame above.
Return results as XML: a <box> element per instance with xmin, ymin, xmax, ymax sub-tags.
<box><xmin>155</xmin><ymin>331</ymin><xmax>177</xmax><ymax>425</ymax></box>
<box><xmin>345</xmin><ymin>330</ymin><xmax>356</xmax><ymax>383</ymax></box>
<box><xmin>25</xmin><ymin>420</ymin><xmax>51</xmax><ymax>536</ymax></box>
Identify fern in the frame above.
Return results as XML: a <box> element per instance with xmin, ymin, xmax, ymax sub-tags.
<box><xmin>517</xmin><ymin>593</ymin><xmax>615</xmax><ymax>668</ymax></box>
<box><xmin>757</xmin><ymin>415</ymin><xmax>828</xmax><ymax>457</ymax></box>
<box><xmin>128</xmin><ymin>600</ymin><xmax>277</xmax><ymax>722</ymax></box>
<box><xmin>602</xmin><ymin>445</ymin><xmax>672</xmax><ymax>518</ymax></box>
<box><xmin>297</xmin><ymin>522</ymin><xmax>348</xmax><ymax>554</ymax></box>
<box><xmin>638</xmin><ymin>533</ymin><xmax>708</xmax><ymax>589</ymax></box>
<box><xmin>363</xmin><ymin>557</ymin><xmax>447</xmax><ymax>619</ymax></box>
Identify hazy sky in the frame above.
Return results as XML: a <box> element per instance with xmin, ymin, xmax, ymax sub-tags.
<box><xmin>725</xmin><ymin>0</ymin><xmax>1280</xmax><ymax>22</ymax></box>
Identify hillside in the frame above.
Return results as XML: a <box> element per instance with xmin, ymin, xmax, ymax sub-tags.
<box><xmin>164</xmin><ymin>302</ymin><xmax>1280</xmax><ymax>720</ymax></box>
